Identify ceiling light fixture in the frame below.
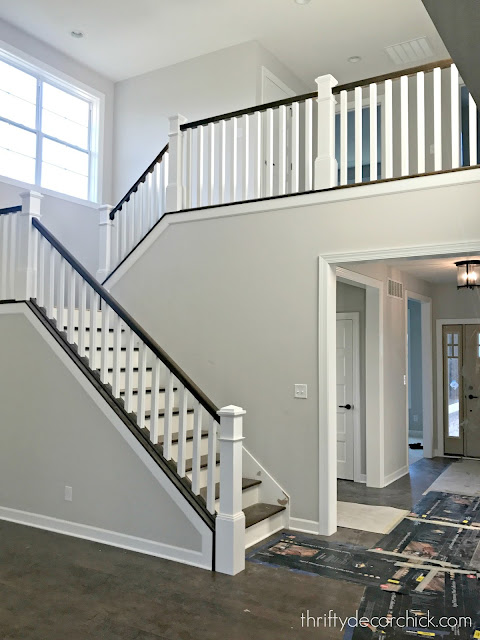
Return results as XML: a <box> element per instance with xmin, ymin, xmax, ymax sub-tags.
<box><xmin>348</xmin><ymin>56</ymin><xmax>362</xmax><ymax>64</ymax></box>
<box><xmin>455</xmin><ymin>260</ymin><xmax>480</xmax><ymax>289</ymax></box>
<box><xmin>295</xmin><ymin>0</ymin><xmax>311</xmax><ymax>5</ymax></box>
<box><xmin>71</xmin><ymin>30</ymin><xmax>84</xmax><ymax>39</ymax></box>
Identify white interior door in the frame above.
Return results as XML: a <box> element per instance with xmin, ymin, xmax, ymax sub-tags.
<box><xmin>337</xmin><ymin>317</ymin><xmax>355</xmax><ymax>480</ymax></box>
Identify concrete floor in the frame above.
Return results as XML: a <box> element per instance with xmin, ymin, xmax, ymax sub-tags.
<box><xmin>0</xmin><ymin>458</ymin><xmax>452</xmax><ymax>640</ymax></box>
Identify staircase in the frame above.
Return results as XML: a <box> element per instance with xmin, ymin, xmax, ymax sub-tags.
<box><xmin>51</xmin><ymin>307</ymin><xmax>286</xmax><ymax>549</ymax></box>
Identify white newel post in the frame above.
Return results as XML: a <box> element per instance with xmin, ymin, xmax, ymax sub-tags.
<box><xmin>96</xmin><ymin>205</ymin><xmax>114</xmax><ymax>282</ymax></box>
<box><xmin>314</xmin><ymin>74</ymin><xmax>339</xmax><ymax>190</ymax></box>
<box><xmin>215</xmin><ymin>405</ymin><xmax>246</xmax><ymax>576</ymax></box>
<box><xmin>16</xmin><ymin>191</ymin><xmax>43</xmax><ymax>301</ymax></box>
<box><xmin>166</xmin><ymin>114</ymin><xmax>187</xmax><ymax>213</ymax></box>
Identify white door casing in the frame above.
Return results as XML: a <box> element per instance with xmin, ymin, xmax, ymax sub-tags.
<box><xmin>336</xmin><ymin>313</ymin><xmax>361</xmax><ymax>481</ymax></box>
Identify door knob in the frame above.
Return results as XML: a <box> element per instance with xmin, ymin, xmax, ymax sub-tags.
<box><xmin>339</xmin><ymin>404</ymin><xmax>353</xmax><ymax>410</ymax></box>
<box><xmin>468</xmin><ymin>394</ymin><xmax>479</xmax><ymax>400</ymax></box>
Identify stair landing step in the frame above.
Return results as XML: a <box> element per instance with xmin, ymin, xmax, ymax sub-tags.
<box><xmin>200</xmin><ymin>477</ymin><xmax>261</xmax><ymax>501</ymax></box>
<box><xmin>244</xmin><ymin>503</ymin><xmax>286</xmax><ymax>528</ymax></box>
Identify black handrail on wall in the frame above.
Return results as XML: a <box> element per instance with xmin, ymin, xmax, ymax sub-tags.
<box><xmin>32</xmin><ymin>217</ymin><xmax>220</xmax><ymax>421</ymax></box>
<box><xmin>109</xmin><ymin>143</ymin><xmax>169</xmax><ymax>221</ymax></box>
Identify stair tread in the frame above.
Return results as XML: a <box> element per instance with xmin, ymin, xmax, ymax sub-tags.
<box><xmin>199</xmin><ymin>477</ymin><xmax>261</xmax><ymax>501</ymax></box>
<box><xmin>243</xmin><ymin>503</ymin><xmax>286</xmax><ymax>528</ymax></box>
<box><xmin>86</xmin><ymin>346</ymin><xmax>140</xmax><ymax>352</ymax></box>
<box><xmin>145</xmin><ymin>407</ymin><xmax>194</xmax><ymax>419</ymax></box>
<box><xmin>140</xmin><ymin>427</ymin><xmax>208</xmax><ymax>445</ymax></box>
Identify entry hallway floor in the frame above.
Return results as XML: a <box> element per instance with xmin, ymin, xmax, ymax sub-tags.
<box><xmin>0</xmin><ymin>458</ymin><xmax>452</xmax><ymax>640</ymax></box>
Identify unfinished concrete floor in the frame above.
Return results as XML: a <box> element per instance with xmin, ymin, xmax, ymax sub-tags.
<box><xmin>0</xmin><ymin>458</ymin><xmax>452</xmax><ymax>640</ymax></box>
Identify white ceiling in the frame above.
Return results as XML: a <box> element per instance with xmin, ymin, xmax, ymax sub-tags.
<box><xmin>384</xmin><ymin>256</ymin><xmax>480</xmax><ymax>284</ymax></box>
<box><xmin>0</xmin><ymin>0</ymin><xmax>450</xmax><ymax>84</ymax></box>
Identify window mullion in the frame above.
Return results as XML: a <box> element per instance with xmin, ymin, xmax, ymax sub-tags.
<box><xmin>34</xmin><ymin>80</ymin><xmax>43</xmax><ymax>187</ymax></box>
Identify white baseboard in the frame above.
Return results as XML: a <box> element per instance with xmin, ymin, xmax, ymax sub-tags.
<box><xmin>289</xmin><ymin>517</ymin><xmax>320</xmax><ymax>535</ymax></box>
<box><xmin>0</xmin><ymin>505</ymin><xmax>212</xmax><ymax>571</ymax></box>
<box><xmin>383</xmin><ymin>465</ymin><xmax>409</xmax><ymax>487</ymax></box>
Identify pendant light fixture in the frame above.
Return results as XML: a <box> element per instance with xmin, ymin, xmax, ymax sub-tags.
<box><xmin>455</xmin><ymin>260</ymin><xmax>480</xmax><ymax>289</ymax></box>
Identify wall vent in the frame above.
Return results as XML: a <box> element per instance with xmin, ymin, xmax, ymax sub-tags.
<box><xmin>387</xmin><ymin>279</ymin><xmax>404</xmax><ymax>300</ymax></box>
<box><xmin>385</xmin><ymin>37</ymin><xmax>434</xmax><ymax>66</ymax></box>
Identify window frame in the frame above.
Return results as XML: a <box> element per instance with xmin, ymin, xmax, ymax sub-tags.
<box><xmin>0</xmin><ymin>45</ymin><xmax>102</xmax><ymax>202</ymax></box>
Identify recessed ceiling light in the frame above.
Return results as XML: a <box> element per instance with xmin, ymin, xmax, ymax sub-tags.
<box><xmin>348</xmin><ymin>56</ymin><xmax>362</xmax><ymax>64</ymax></box>
<box><xmin>71</xmin><ymin>30</ymin><xmax>84</xmax><ymax>39</ymax></box>
<box><xmin>295</xmin><ymin>0</ymin><xmax>311</xmax><ymax>5</ymax></box>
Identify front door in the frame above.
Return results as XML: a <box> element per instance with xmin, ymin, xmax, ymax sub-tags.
<box><xmin>443</xmin><ymin>324</ymin><xmax>480</xmax><ymax>456</ymax></box>
<box><xmin>337</xmin><ymin>317</ymin><xmax>355</xmax><ymax>480</ymax></box>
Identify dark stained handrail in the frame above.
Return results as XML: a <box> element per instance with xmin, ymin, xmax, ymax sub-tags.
<box><xmin>109</xmin><ymin>143</ymin><xmax>169</xmax><ymax>221</ymax></box>
<box><xmin>32</xmin><ymin>217</ymin><xmax>220</xmax><ymax>421</ymax></box>
<box><xmin>0</xmin><ymin>205</ymin><xmax>21</xmax><ymax>215</ymax></box>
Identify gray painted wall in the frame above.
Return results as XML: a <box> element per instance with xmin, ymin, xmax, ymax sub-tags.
<box><xmin>408</xmin><ymin>299</ymin><xmax>423</xmax><ymax>437</ymax></box>
<box><xmin>0</xmin><ymin>311</ymin><xmax>204</xmax><ymax>555</ymax></box>
<box><xmin>109</xmin><ymin>177</ymin><xmax>472</xmax><ymax>522</ymax></box>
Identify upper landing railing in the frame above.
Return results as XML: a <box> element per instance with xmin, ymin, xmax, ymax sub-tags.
<box><xmin>103</xmin><ymin>59</ymin><xmax>479</xmax><ymax>279</ymax></box>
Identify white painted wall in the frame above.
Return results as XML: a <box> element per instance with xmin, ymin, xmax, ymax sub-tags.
<box><xmin>112</xmin><ymin>40</ymin><xmax>308</xmax><ymax>201</ymax></box>
<box><xmin>0</xmin><ymin>182</ymin><xmax>100</xmax><ymax>276</ymax></box>
<box><xmin>0</xmin><ymin>307</ymin><xmax>212</xmax><ymax>568</ymax></box>
<box><xmin>0</xmin><ymin>18</ymin><xmax>115</xmax><ymax>203</ymax></box>
<box><xmin>108</xmin><ymin>172</ymin><xmax>480</xmax><ymax>524</ymax></box>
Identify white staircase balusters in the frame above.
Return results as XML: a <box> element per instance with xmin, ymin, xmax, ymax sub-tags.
<box><xmin>111</xmin><ymin>314</ymin><xmax>122</xmax><ymax>398</ymax></box>
<box><xmin>384</xmin><ymin>78</ymin><xmax>394</xmax><ymax>179</ymax></box>
<box><xmin>66</xmin><ymin>264</ymin><xmax>76</xmax><ymax>344</ymax></box>
<box><xmin>229</xmin><ymin>117</ymin><xmax>238</xmax><ymax>203</ymax></box>
<box><xmin>100</xmin><ymin>303</ymin><xmax>110</xmax><ymax>383</ymax></box>
<box><xmin>206</xmin><ymin>414</ymin><xmax>217</xmax><ymax>514</ymax></box>
<box><xmin>177</xmin><ymin>385</ymin><xmax>189</xmax><ymax>477</ymax></box>
<box><xmin>400</xmin><ymin>75</ymin><xmax>409</xmax><ymax>177</ymax></box>
<box><xmin>242</xmin><ymin>113</ymin><xmax>250</xmax><ymax>201</ymax></box>
<box><xmin>137</xmin><ymin>341</ymin><xmax>148</xmax><ymax>430</ymax></box>
<box><xmin>185</xmin><ymin>128</ymin><xmax>193</xmax><ymax>210</ymax></box>
<box><xmin>78</xmin><ymin>278</ymin><xmax>87</xmax><ymax>358</ymax></box>
<box><xmin>207</xmin><ymin>122</ymin><xmax>215</xmax><ymax>207</ymax></box>
<box><xmin>196</xmin><ymin>125</ymin><xmax>204</xmax><ymax>208</ymax></box>
<box><xmin>433</xmin><ymin>67</ymin><xmax>442</xmax><ymax>172</ymax></box>
<box><xmin>254</xmin><ymin>110</ymin><xmax>262</xmax><ymax>199</ymax></box>
<box><xmin>163</xmin><ymin>370</ymin><xmax>174</xmax><ymax>461</ymax></box>
<box><xmin>219</xmin><ymin>119</ymin><xmax>227</xmax><ymax>204</ymax></box>
<box><xmin>469</xmin><ymin>94</ymin><xmax>477</xmax><ymax>166</ymax></box>
<box><xmin>291</xmin><ymin>101</ymin><xmax>300</xmax><ymax>193</ymax></box>
<box><xmin>278</xmin><ymin>104</ymin><xmax>287</xmax><ymax>197</ymax></box>
<box><xmin>89</xmin><ymin>291</ymin><xmax>99</xmax><ymax>366</ymax></box>
<box><xmin>416</xmin><ymin>72</ymin><xmax>426</xmax><ymax>175</ymax></box>
<box><xmin>339</xmin><ymin>90</ymin><xmax>348</xmax><ymax>186</ymax></box>
<box><xmin>354</xmin><ymin>86</ymin><xmax>363</xmax><ymax>184</ymax></box>
<box><xmin>191</xmin><ymin>400</ymin><xmax>203</xmax><ymax>495</ymax></box>
<box><xmin>265</xmin><ymin>108</ymin><xmax>274</xmax><ymax>197</ymax></box>
<box><xmin>46</xmin><ymin>243</ymin><xmax>55</xmax><ymax>318</ymax></box>
<box><xmin>149</xmin><ymin>358</ymin><xmax>161</xmax><ymax>445</ymax></box>
<box><xmin>304</xmin><ymin>98</ymin><xmax>314</xmax><ymax>191</ymax></box>
<box><xmin>450</xmin><ymin>64</ymin><xmax>460</xmax><ymax>169</ymax></box>
<box><xmin>369</xmin><ymin>83</ymin><xmax>378</xmax><ymax>182</ymax></box>
<box><xmin>37</xmin><ymin>234</ymin><xmax>45</xmax><ymax>309</ymax></box>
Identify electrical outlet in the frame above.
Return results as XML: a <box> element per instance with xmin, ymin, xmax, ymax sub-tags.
<box><xmin>294</xmin><ymin>384</ymin><xmax>308</xmax><ymax>399</ymax></box>
<box><xmin>65</xmin><ymin>486</ymin><xmax>73</xmax><ymax>502</ymax></box>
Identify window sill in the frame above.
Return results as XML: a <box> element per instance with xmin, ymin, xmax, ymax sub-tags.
<box><xmin>0</xmin><ymin>174</ymin><xmax>103</xmax><ymax>209</ymax></box>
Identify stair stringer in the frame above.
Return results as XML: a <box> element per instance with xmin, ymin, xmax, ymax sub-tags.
<box><xmin>0</xmin><ymin>302</ymin><xmax>214</xmax><ymax>570</ymax></box>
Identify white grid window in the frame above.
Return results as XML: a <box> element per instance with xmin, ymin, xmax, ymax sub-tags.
<box><xmin>0</xmin><ymin>56</ymin><xmax>99</xmax><ymax>201</ymax></box>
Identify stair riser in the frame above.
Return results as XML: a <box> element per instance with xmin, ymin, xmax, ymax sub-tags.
<box><xmin>121</xmin><ymin>390</ymin><xmax>181</xmax><ymax>413</ymax></box>
<box><xmin>143</xmin><ymin>412</ymin><xmax>195</xmax><ymax>434</ymax></box>
<box><xmin>86</xmin><ymin>350</ymin><xmax>140</xmax><ymax>370</ymax></box>
<box><xmin>212</xmin><ymin>485</ymin><xmax>260</xmax><ymax>512</ymax></box>
<box><xmin>186</xmin><ymin>464</ymin><xmax>220</xmax><ymax>487</ymax></box>
<box><xmin>245</xmin><ymin>509</ymin><xmax>287</xmax><ymax>549</ymax></box>
<box><xmin>168</xmin><ymin>436</ymin><xmax>209</xmax><ymax>462</ymax></box>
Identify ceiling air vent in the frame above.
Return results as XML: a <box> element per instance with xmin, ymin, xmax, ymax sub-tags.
<box><xmin>387</xmin><ymin>279</ymin><xmax>404</xmax><ymax>300</ymax></box>
<box><xmin>385</xmin><ymin>37</ymin><xmax>434</xmax><ymax>65</ymax></box>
